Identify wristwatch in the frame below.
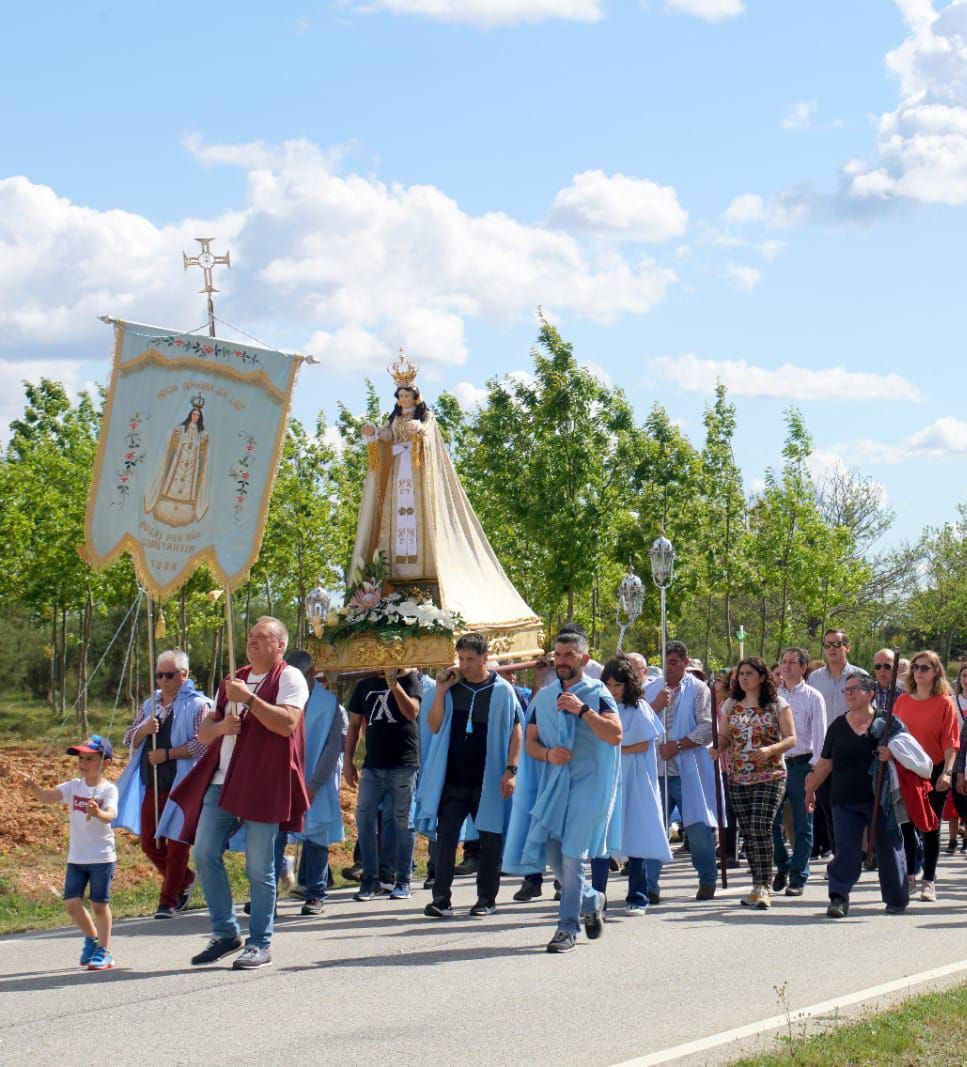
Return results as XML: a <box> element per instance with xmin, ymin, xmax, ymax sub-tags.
<box><xmin>578</xmin><ymin>704</ymin><xmax>591</xmax><ymax>719</ymax></box>
<box><xmin>505</xmin><ymin>765</ymin><xmax>518</xmax><ymax>775</ymax></box>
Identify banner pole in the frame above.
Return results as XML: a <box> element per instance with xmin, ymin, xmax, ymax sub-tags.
<box><xmin>225</xmin><ymin>587</ymin><xmax>237</xmax><ymax>680</ymax></box>
<box><xmin>145</xmin><ymin>590</ymin><xmax>160</xmax><ymax>832</ymax></box>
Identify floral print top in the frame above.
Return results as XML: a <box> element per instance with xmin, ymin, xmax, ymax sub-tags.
<box><xmin>724</xmin><ymin>700</ymin><xmax>788</xmax><ymax>785</ymax></box>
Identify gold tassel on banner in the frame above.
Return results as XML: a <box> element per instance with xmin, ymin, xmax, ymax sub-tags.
<box><xmin>154</xmin><ymin>609</ymin><xmax>167</xmax><ymax>640</ymax></box>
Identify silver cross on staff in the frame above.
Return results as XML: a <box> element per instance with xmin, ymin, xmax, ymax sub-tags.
<box><xmin>183</xmin><ymin>237</ymin><xmax>231</xmax><ymax>337</ymax></box>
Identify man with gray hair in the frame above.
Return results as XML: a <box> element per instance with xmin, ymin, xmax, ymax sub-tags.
<box><xmin>113</xmin><ymin>649</ymin><xmax>212</xmax><ymax>918</ymax></box>
<box><xmin>161</xmin><ymin>617</ymin><xmax>310</xmax><ymax>971</ymax></box>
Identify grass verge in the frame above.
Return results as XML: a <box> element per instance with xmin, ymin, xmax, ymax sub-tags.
<box><xmin>733</xmin><ymin>982</ymin><xmax>967</xmax><ymax>1066</ymax></box>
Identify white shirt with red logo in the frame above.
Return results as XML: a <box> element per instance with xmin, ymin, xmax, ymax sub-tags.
<box><xmin>56</xmin><ymin>778</ymin><xmax>118</xmax><ymax>864</ymax></box>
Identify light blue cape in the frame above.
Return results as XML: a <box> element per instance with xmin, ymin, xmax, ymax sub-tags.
<box><xmin>502</xmin><ymin>675</ymin><xmax>620</xmax><ymax>870</ymax></box>
<box><xmin>291</xmin><ymin>685</ymin><xmax>344</xmax><ymax>847</ymax></box>
<box><xmin>414</xmin><ymin>674</ymin><xmax>521</xmax><ymax>838</ymax></box>
<box><xmin>113</xmin><ymin>679</ymin><xmax>211</xmax><ymax>839</ymax></box>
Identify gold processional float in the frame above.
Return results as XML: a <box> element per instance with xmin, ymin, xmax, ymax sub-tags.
<box><xmin>311</xmin><ymin>353</ymin><xmax>544</xmax><ymax>676</ymax></box>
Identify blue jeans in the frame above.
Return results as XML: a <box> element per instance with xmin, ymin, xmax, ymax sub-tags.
<box><xmin>355</xmin><ymin>767</ymin><xmax>417</xmax><ymax>889</ymax></box>
<box><xmin>773</xmin><ymin>758</ymin><xmax>813</xmax><ymax>886</ymax></box>
<box><xmin>829</xmin><ymin>802</ymin><xmax>908</xmax><ymax>908</ymax></box>
<box><xmin>590</xmin><ymin>856</ymin><xmax>648</xmax><ymax>906</ymax></box>
<box><xmin>193</xmin><ymin>784</ymin><xmax>279</xmax><ymax>949</ymax></box>
<box><xmin>302</xmin><ymin>842</ymin><xmax>330</xmax><ymax>900</ymax></box>
<box><xmin>656</xmin><ymin>775</ymin><xmax>717</xmax><ymax>887</ymax></box>
<box><xmin>546</xmin><ymin>838</ymin><xmax>603</xmax><ymax>936</ymax></box>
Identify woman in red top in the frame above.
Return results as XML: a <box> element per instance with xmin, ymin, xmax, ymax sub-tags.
<box><xmin>894</xmin><ymin>650</ymin><xmax>960</xmax><ymax>901</ymax></box>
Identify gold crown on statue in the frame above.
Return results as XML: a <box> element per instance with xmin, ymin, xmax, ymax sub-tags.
<box><xmin>190</xmin><ymin>392</ymin><xmax>206</xmax><ymax>410</ymax></box>
<box><xmin>388</xmin><ymin>348</ymin><xmax>419</xmax><ymax>388</ymax></box>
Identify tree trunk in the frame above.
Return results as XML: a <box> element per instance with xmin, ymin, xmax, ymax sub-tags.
<box><xmin>59</xmin><ymin>606</ymin><xmax>68</xmax><ymax>718</ymax></box>
<box><xmin>758</xmin><ymin>596</ymin><xmax>767</xmax><ymax>657</ymax></box>
<box><xmin>76</xmin><ymin>589</ymin><xmax>93</xmax><ymax>733</ymax></box>
<box><xmin>704</xmin><ymin>593</ymin><xmax>713</xmax><ymax>668</ymax></box>
<box><xmin>566</xmin><ymin>586</ymin><xmax>574</xmax><ymax>622</ymax></box>
<box><xmin>208</xmin><ymin>627</ymin><xmax>222</xmax><ymax>697</ymax></box>
<box><xmin>49</xmin><ymin>605</ymin><xmax>58</xmax><ymax>713</ymax></box>
<box><xmin>264</xmin><ymin>575</ymin><xmax>274</xmax><ymax>618</ymax></box>
<box><xmin>244</xmin><ymin>583</ymin><xmax>252</xmax><ymax>633</ymax></box>
<box><xmin>591</xmin><ymin>580</ymin><xmax>598</xmax><ymax>651</ymax></box>
<box><xmin>179</xmin><ymin>587</ymin><xmax>189</xmax><ymax>651</ymax></box>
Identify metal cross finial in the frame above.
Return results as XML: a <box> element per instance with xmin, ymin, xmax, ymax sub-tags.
<box><xmin>183</xmin><ymin>237</ymin><xmax>231</xmax><ymax>337</ymax></box>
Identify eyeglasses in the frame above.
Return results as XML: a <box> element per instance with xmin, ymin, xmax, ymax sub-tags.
<box><xmin>873</xmin><ymin>663</ymin><xmax>892</xmax><ymax>670</ymax></box>
<box><xmin>155</xmin><ymin>671</ymin><xmax>178</xmax><ymax>680</ymax></box>
<box><xmin>843</xmin><ymin>686</ymin><xmax>864</xmax><ymax>695</ymax></box>
<box><xmin>823</xmin><ymin>640</ymin><xmax>846</xmax><ymax>649</ymax></box>
<box><xmin>912</xmin><ymin>663</ymin><xmax>934</xmax><ymax>673</ymax></box>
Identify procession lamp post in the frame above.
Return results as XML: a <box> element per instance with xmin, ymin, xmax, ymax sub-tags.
<box><xmin>307</xmin><ymin>583</ymin><xmax>331</xmax><ymax>641</ymax></box>
<box><xmin>649</xmin><ymin>535</ymin><xmax>675</xmax><ymax>834</ymax></box>
<box><xmin>182</xmin><ymin>238</ymin><xmax>237</xmax><ymax>673</ymax></box>
<box><xmin>615</xmin><ymin>564</ymin><xmax>645</xmax><ymax>653</ymax></box>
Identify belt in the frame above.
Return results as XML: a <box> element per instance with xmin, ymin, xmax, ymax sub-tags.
<box><xmin>786</xmin><ymin>753</ymin><xmax>813</xmax><ymax>766</ymax></box>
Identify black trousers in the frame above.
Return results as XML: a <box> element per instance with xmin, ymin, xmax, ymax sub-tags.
<box><xmin>815</xmin><ymin>777</ymin><xmax>836</xmax><ymax>854</ymax></box>
<box><xmin>433</xmin><ymin>783</ymin><xmax>502</xmax><ymax>908</ymax></box>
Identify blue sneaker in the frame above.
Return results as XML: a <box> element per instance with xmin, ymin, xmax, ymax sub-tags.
<box><xmin>80</xmin><ymin>936</ymin><xmax>98</xmax><ymax>966</ymax></box>
<box><xmin>87</xmin><ymin>946</ymin><xmax>114</xmax><ymax>971</ymax></box>
<box><xmin>389</xmin><ymin>882</ymin><xmax>412</xmax><ymax>900</ymax></box>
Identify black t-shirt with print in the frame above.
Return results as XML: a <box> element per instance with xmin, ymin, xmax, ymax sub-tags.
<box><xmin>349</xmin><ymin>672</ymin><xmax>422</xmax><ymax>770</ymax></box>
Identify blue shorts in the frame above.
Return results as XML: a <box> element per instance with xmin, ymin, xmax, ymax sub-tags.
<box><xmin>64</xmin><ymin>862</ymin><xmax>115</xmax><ymax>903</ymax></box>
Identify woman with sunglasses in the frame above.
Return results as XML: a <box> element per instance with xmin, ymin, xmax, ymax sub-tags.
<box><xmin>894</xmin><ymin>651</ymin><xmax>960</xmax><ymax>901</ymax></box>
<box><xmin>714</xmin><ymin>657</ymin><xmax>795</xmax><ymax>909</ymax></box>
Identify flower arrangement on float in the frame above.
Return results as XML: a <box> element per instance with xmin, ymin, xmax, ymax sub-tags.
<box><xmin>320</xmin><ymin>551</ymin><xmax>463</xmax><ymax>644</ymax></box>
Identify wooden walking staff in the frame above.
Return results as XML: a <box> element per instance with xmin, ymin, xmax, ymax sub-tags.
<box><xmin>866</xmin><ymin>648</ymin><xmax>901</xmax><ymax>865</ymax></box>
<box><xmin>709</xmin><ymin>680</ymin><xmax>728</xmax><ymax>889</ymax></box>
<box><xmin>145</xmin><ymin>591</ymin><xmax>161</xmax><ymax>831</ymax></box>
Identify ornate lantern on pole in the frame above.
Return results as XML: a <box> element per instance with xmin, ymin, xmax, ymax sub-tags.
<box><xmin>615</xmin><ymin>564</ymin><xmax>645</xmax><ymax>653</ymax></box>
<box><xmin>307</xmin><ymin>582</ymin><xmax>331</xmax><ymax>639</ymax></box>
<box><xmin>648</xmin><ymin>535</ymin><xmax>676</xmax><ymax>675</ymax></box>
<box><xmin>649</xmin><ymin>534</ymin><xmax>676</xmax><ymax>835</ymax></box>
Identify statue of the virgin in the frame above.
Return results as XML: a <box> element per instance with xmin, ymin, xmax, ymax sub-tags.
<box><xmin>348</xmin><ymin>352</ymin><xmax>542</xmax><ymax>655</ymax></box>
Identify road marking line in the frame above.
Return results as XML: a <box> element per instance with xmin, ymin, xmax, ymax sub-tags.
<box><xmin>612</xmin><ymin>958</ymin><xmax>967</xmax><ymax>1066</ymax></box>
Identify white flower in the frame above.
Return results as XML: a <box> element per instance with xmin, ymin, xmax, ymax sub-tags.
<box><xmin>396</xmin><ymin>599</ymin><xmax>421</xmax><ymax>616</ymax></box>
<box><xmin>402</xmin><ymin>616</ymin><xmax>418</xmax><ymax>626</ymax></box>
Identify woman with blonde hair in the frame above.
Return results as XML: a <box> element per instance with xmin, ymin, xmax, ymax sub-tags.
<box><xmin>894</xmin><ymin>651</ymin><xmax>961</xmax><ymax>901</ymax></box>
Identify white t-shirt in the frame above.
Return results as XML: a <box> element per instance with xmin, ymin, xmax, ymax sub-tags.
<box><xmin>212</xmin><ymin>665</ymin><xmax>310</xmax><ymax>785</ymax></box>
<box><xmin>56</xmin><ymin>778</ymin><xmax>118</xmax><ymax>865</ymax></box>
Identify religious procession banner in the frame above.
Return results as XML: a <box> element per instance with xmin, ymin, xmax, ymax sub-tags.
<box><xmin>84</xmin><ymin>319</ymin><xmax>301</xmax><ymax>597</ymax></box>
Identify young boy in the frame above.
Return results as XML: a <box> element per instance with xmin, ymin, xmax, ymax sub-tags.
<box><xmin>20</xmin><ymin>735</ymin><xmax>119</xmax><ymax>970</ymax></box>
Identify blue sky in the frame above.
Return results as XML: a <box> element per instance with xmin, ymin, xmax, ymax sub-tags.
<box><xmin>2</xmin><ymin>1</ymin><xmax>966</xmax><ymax>548</ymax></box>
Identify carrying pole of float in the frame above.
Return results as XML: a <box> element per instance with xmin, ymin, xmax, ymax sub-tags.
<box><xmin>145</xmin><ymin>591</ymin><xmax>160</xmax><ymax>830</ymax></box>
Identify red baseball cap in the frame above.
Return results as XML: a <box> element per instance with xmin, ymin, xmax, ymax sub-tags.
<box><xmin>67</xmin><ymin>735</ymin><xmax>114</xmax><ymax>760</ymax></box>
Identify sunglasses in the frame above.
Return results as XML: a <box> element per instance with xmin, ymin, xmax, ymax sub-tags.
<box><xmin>912</xmin><ymin>663</ymin><xmax>934</xmax><ymax>673</ymax></box>
<box><xmin>823</xmin><ymin>640</ymin><xmax>846</xmax><ymax>649</ymax></box>
<box><xmin>873</xmin><ymin>663</ymin><xmax>893</xmax><ymax>670</ymax></box>
<box><xmin>155</xmin><ymin>670</ymin><xmax>179</xmax><ymax>680</ymax></box>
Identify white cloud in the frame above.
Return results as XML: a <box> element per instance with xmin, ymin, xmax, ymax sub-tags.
<box><xmin>838</xmin><ymin>417</ymin><xmax>967</xmax><ymax>463</ymax></box>
<box><xmin>0</xmin><ymin>138</ymin><xmax>678</xmax><ymax>378</ymax></box>
<box><xmin>781</xmin><ymin>100</ymin><xmax>818</xmax><ymax>130</ymax></box>
<box><xmin>451</xmin><ymin>381</ymin><xmax>489</xmax><ymax>410</ymax></box>
<box><xmin>341</xmin><ymin>0</ymin><xmax>605</xmax><ymax>27</ymax></box>
<box><xmin>723</xmin><ymin>193</ymin><xmax>765</xmax><ymax>225</ymax></box>
<box><xmin>665</xmin><ymin>0</ymin><xmax>745</xmax><ymax>22</ymax></box>
<box><xmin>759</xmin><ymin>239</ymin><xmax>785</xmax><ymax>260</ymax></box>
<box><xmin>550</xmin><ymin>170</ymin><xmax>688</xmax><ymax>241</ymax></box>
<box><xmin>847</xmin><ymin>1</ymin><xmax>967</xmax><ymax>204</ymax></box>
<box><xmin>0</xmin><ymin>175</ymin><xmax>242</xmax><ymax>353</ymax></box>
<box><xmin>0</xmin><ymin>357</ymin><xmax>99</xmax><ymax>444</ymax></box>
<box><xmin>724</xmin><ymin>263</ymin><xmax>761</xmax><ymax>291</ymax></box>
<box><xmin>648</xmin><ymin>353</ymin><xmax>923</xmax><ymax>401</ymax></box>
<box><xmin>582</xmin><ymin>360</ymin><xmax>612</xmax><ymax>386</ymax></box>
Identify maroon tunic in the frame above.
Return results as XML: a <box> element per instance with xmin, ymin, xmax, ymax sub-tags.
<box><xmin>166</xmin><ymin>661</ymin><xmax>309</xmax><ymax>844</ymax></box>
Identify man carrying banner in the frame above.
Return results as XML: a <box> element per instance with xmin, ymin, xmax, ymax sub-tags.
<box><xmin>113</xmin><ymin>649</ymin><xmax>212</xmax><ymax>918</ymax></box>
<box><xmin>159</xmin><ymin>617</ymin><xmax>309</xmax><ymax>971</ymax></box>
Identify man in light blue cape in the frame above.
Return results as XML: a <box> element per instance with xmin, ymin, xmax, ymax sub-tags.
<box><xmin>503</xmin><ymin>632</ymin><xmax>622</xmax><ymax>954</ymax></box>
<box><xmin>113</xmin><ymin>648</ymin><xmax>212</xmax><ymax>918</ymax></box>
<box><xmin>415</xmin><ymin>632</ymin><xmax>522</xmax><ymax>918</ymax></box>
<box><xmin>644</xmin><ymin>640</ymin><xmax>721</xmax><ymax>900</ymax></box>
<box><xmin>287</xmin><ymin>652</ymin><xmax>347</xmax><ymax>916</ymax></box>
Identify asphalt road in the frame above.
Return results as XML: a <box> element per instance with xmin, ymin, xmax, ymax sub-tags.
<box><xmin>2</xmin><ymin>851</ymin><xmax>966</xmax><ymax>1065</ymax></box>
